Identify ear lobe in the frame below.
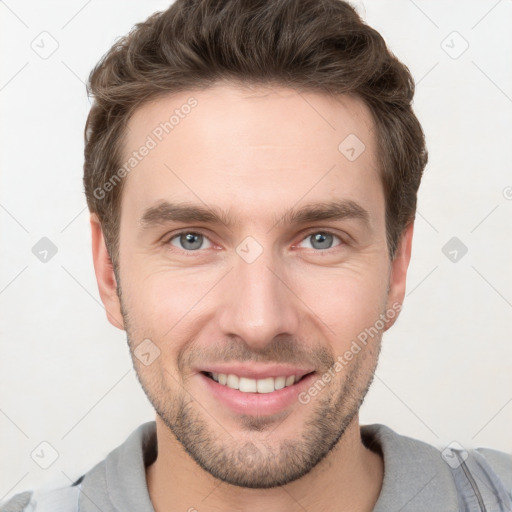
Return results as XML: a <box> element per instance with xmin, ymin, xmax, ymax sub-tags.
<box><xmin>384</xmin><ymin>222</ymin><xmax>414</xmax><ymax>331</ymax></box>
<box><xmin>90</xmin><ymin>213</ymin><xmax>125</xmax><ymax>331</ymax></box>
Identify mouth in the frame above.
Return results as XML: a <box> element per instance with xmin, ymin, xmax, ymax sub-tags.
<box><xmin>198</xmin><ymin>369</ymin><xmax>318</xmax><ymax>416</ymax></box>
<box><xmin>200</xmin><ymin>370</ymin><xmax>315</xmax><ymax>394</ymax></box>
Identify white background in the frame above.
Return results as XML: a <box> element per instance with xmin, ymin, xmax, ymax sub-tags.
<box><xmin>1</xmin><ymin>0</ymin><xmax>511</xmax><ymax>502</ymax></box>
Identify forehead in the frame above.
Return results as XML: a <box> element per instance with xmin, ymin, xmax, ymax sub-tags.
<box><xmin>120</xmin><ymin>84</ymin><xmax>382</xmax><ymax>230</ymax></box>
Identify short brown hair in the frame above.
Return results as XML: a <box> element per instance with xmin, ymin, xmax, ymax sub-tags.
<box><xmin>83</xmin><ymin>0</ymin><xmax>428</xmax><ymax>270</ymax></box>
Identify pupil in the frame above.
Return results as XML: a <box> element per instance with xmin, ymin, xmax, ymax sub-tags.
<box><xmin>312</xmin><ymin>232</ymin><xmax>332</xmax><ymax>250</ymax></box>
<box><xmin>179</xmin><ymin>233</ymin><xmax>332</xmax><ymax>251</ymax></box>
<box><xmin>182</xmin><ymin>233</ymin><xmax>202</xmax><ymax>250</ymax></box>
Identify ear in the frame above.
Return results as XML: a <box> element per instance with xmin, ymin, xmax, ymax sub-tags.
<box><xmin>384</xmin><ymin>221</ymin><xmax>414</xmax><ymax>331</ymax></box>
<box><xmin>90</xmin><ymin>213</ymin><xmax>125</xmax><ymax>331</ymax></box>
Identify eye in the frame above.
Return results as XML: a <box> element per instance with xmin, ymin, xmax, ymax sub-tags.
<box><xmin>296</xmin><ymin>231</ymin><xmax>343</xmax><ymax>251</ymax></box>
<box><xmin>164</xmin><ymin>229</ymin><xmax>345</xmax><ymax>254</ymax></box>
<box><xmin>168</xmin><ymin>231</ymin><xmax>213</xmax><ymax>252</ymax></box>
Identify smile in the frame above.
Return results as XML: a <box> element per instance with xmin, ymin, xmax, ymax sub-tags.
<box><xmin>199</xmin><ymin>370</ymin><xmax>317</xmax><ymax>416</ymax></box>
<box><xmin>204</xmin><ymin>371</ymin><xmax>310</xmax><ymax>393</ymax></box>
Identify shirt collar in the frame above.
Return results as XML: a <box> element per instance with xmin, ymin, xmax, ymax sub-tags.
<box><xmin>361</xmin><ymin>423</ymin><xmax>459</xmax><ymax>511</ymax></box>
<box><xmin>80</xmin><ymin>421</ymin><xmax>458</xmax><ymax>512</ymax></box>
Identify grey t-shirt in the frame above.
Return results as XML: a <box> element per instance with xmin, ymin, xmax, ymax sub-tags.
<box><xmin>2</xmin><ymin>421</ymin><xmax>512</xmax><ymax>511</ymax></box>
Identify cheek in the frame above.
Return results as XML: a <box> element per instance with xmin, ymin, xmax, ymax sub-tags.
<box><xmin>122</xmin><ymin>256</ymin><xmax>191</xmax><ymax>314</ymax></box>
<box><xmin>122</xmin><ymin>267</ymin><xmax>216</xmax><ymax>351</ymax></box>
<box><xmin>294</xmin><ymin>265</ymin><xmax>389</xmax><ymax>349</ymax></box>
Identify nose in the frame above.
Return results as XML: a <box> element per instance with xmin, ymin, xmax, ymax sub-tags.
<box><xmin>217</xmin><ymin>245</ymin><xmax>300</xmax><ymax>351</ymax></box>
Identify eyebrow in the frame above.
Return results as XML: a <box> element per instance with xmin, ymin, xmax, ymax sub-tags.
<box><xmin>139</xmin><ymin>199</ymin><xmax>371</xmax><ymax>232</ymax></box>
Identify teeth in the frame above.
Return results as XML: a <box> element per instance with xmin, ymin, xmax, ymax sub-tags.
<box><xmin>209</xmin><ymin>372</ymin><xmax>300</xmax><ymax>393</ymax></box>
<box><xmin>257</xmin><ymin>377</ymin><xmax>274</xmax><ymax>393</ymax></box>
<box><xmin>274</xmin><ymin>376</ymin><xmax>286</xmax><ymax>390</ymax></box>
<box><xmin>226</xmin><ymin>374</ymin><xmax>239</xmax><ymax>390</ymax></box>
<box><xmin>239</xmin><ymin>377</ymin><xmax>257</xmax><ymax>392</ymax></box>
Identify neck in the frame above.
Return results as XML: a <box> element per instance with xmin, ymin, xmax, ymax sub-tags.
<box><xmin>146</xmin><ymin>414</ymin><xmax>383</xmax><ymax>512</ymax></box>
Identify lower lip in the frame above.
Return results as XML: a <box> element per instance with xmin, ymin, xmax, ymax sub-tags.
<box><xmin>198</xmin><ymin>372</ymin><xmax>317</xmax><ymax>416</ymax></box>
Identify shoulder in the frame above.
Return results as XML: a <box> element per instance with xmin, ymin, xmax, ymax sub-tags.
<box><xmin>0</xmin><ymin>483</ymin><xmax>81</xmax><ymax>512</ymax></box>
<box><xmin>0</xmin><ymin>422</ymin><xmax>156</xmax><ymax>512</ymax></box>
<box><xmin>475</xmin><ymin>446</ymin><xmax>512</xmax><ymax>488</ymax></box>
<box><xmin>361</xmin><ymin>423</ymin><xmax>512</xmax><ymax>511</ymax></box>
<box><xmin>0</xmin><ymin>490</ymin><xmax>33</xmax><ymax>512</ymax></box>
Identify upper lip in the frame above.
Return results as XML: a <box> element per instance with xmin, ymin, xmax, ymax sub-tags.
<box><xmin>198</xmin><ymin>364</ymin><xmax>315</xmax><ymax>380</ymax></box>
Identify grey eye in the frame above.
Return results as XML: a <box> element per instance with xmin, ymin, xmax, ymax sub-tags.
<box><xmin>170</xmin><ymin>232</ymin><xmax>212</xmax><ymax>251</ymax></box>
<box><xmin>299</xmin><ymin>232</ymin><xmax>341</xmax><ymax>250</ymax></box>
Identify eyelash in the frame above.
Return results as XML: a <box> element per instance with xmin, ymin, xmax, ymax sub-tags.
<box><xmin>163</xmin><ymin>229</ymin><xmax>346</xmax><ymax>255</ymax></box>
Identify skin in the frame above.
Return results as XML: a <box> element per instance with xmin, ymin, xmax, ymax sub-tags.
<box><xmin>91</xmin><ymin>83</ymin><xmax>414</xmax><ymax>512</ymax></box>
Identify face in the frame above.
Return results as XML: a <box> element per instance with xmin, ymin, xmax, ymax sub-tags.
<box><xmin>92</xmin><ymin>83</ymin><xmax>412</xmax><ymax>489</ymax></box>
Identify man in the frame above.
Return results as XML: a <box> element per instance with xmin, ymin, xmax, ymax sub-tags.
<box><xmin>2</xmin><ymin>0</ymin><xmax>511</xmax><ymax>511</ymax></box>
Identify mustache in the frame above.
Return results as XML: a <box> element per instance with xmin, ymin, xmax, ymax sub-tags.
<box><xmin>178</xmin><ymin>335</ymin><xmax>335</xmax><ymax>374</ymax></box>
